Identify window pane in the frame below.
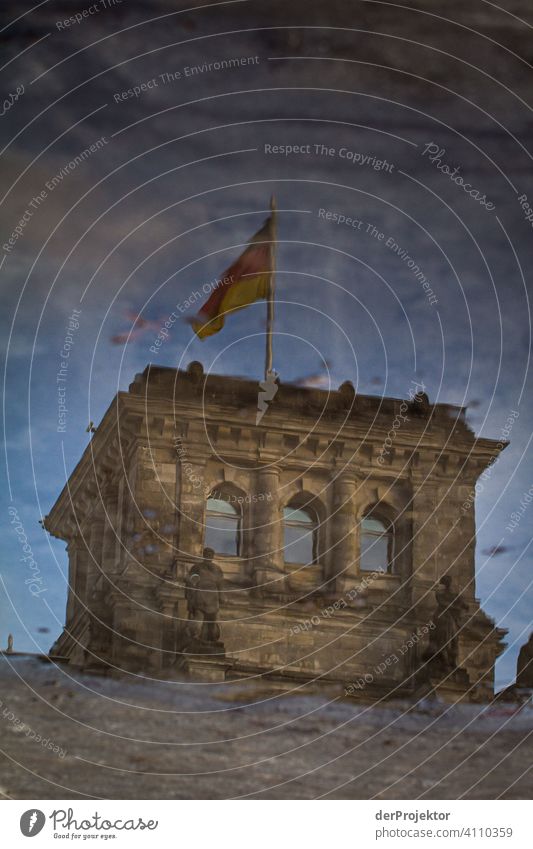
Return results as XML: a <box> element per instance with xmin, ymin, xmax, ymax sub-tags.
<box><xmin>362</xmin><ymin>517</ymin><xmax>388</xmax><ymax>534</ymax></box>
<box><xmin>360</xmin><ymin>532</ymin><xmax>389</xmax><ymax>571</ymax></box>
<box><xmin>284</xmin><ymin>525</ymin><xmax>315</xmax><ymax>564</ymax></box>
<box><xmin>205</xmin><ymin>514</ymin><xmax>239</xmax><ymax>556</ymax></box>
<box><xmin>283</xmin><ymin>503</ymin><xmax>318</xmax><ymax>565</ymax></box>
<box><xmin>207</xmin><ymin>497</ymin><xmax>238</xmax><ymax>515</ymax></box>
<box><xmin>283</xmin><ymin>506</ymin><xmax>314</xmax><ymax>525</ymax></box>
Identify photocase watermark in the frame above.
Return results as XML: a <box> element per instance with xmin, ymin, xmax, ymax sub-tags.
<box><xmin>421</xmin><ymin>142</ymin><xmax>495</xmax><ymax>212</ymax></box>
<box><xmin>265</xmin><ymin>142</ymin><xmax>395</xmax><ymax>172</ymax></box>
<box><xmin>380</xmin><ymin>231</ymin><xmax>438</xmax><ymax>306</ymax></box>
<box><xmin>174</xmin><ymin>435</ymin><xmax>209</xmax><ymax>494</ymax></box>
<box><xmin>50</xmin><ymin>808</ymin><xmax>158</xmax><ymax>833</ymax></box>
<box><xmin>149</xmin><ymin>275</ymin><xmax>234</xmax><ymax>354</ymax></box>
<box><xmin>318</xmin><ymin>207</ymin><xmax>367</xmax><ymax>231</ymax></box>
<box><xmin>376</xmin><ymin>380</ymin><xmax>427</xmax><ymax>465</ymax></box>
<box><xmin>56</xmin><ymin>0</ymin><xmax>122</xmax><ymax>29</ymax></box>
<box><xmin>8</xmin><ymin>506</ymin><xmax>46</xmax><ymax>596</ymax></box>
<box><xmin>289</xmin><ymin>570</ymin><xmax>383</xmax><ymax>637</ymax></box>
<box><xmin>3</xmin><ymin>191</ymin><xmax>47</xmax><ymax>254</ymax></box>
<box><xmin>505</xmin><ymin>484</ymin><xmax>533</xmax><ymax>533</ymax></box>
<box><xmin>517</xmin><ymin>193</ymin><xmax>533</xmax><ymax>231</ymax></box>
<box><xmin>210</xmin><ymin>489</ymin><xmax>272</xmax><ymax>504</ymax></box>
<box><xmin>20</xmin><ymin>810</ymin><xmax>46</xmax><ymax>837</ymax></box>
<box><xmin>2</xmin><ymin>137</ymin><xmax>108</xmax><ymax>254</ymax></box>
<box><xmin>317</xmin><ymin>210</ymin><xmax>437</xmax><ymax>305</ymax></box>
<box><xmin>460</xmin><ymin>409</ymin><xmax>519</xmax><ymax>515</ymax></box>
<box><xmin>0</xmin><ymin>83</ymin><xmax>24</xmax><ymax>117</ymax></box>
<box><xmin>113</xmin><ymin>56</ymin><xmax>260</xmax><ymax>103</ymax></box>
<box><xmin>174</xmin><ymin>435</ymin><xmax>272</xmax><ymax>502</ymax></box>
<box><xmin>256</xmin><ymin>369</ymin><xmax>279</xmax><ymax>424</ymax></box>
<box><xmin>45</xmin><ymin>137</ymin><xmax>108</xmax><ymax>192</ymax></box>
<box><xmin>0</xmin><ymin>698</ymin><xmax>66</xmax><ymax>758</ymax></box>
<box><xmin>344</xmin><ymin>621</ymin><xmax>436</xmax><ymax>695</ymax></box>
<box><xmin>56</xmin><ymin>309</ymin><xmax>81</xmax><ymax>433</ymax></box>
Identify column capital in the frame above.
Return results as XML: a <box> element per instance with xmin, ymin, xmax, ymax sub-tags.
<box><xmin>256</xmin><ymin>463</ymin><xmax>281</xmax><ymax>481</ymax></box>
<box><xmin>67</xmin><ymin>536</ymin><xmax>84</xmax><ymax>553</ymax></box>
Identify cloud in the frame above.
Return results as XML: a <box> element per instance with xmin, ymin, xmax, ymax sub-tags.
<box><xmin>481</xmin><ymin>545</ymin><xmax>514</xmax><ymax>557</ymax></box>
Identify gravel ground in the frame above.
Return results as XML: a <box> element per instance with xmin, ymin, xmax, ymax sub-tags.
<box><xmin>0</xmin><ymin>656</ymin><xmax>531</xmax><ymax>799</ymax></box>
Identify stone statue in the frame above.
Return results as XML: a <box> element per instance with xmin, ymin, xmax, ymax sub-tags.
<box><xmin>426</xmin><ymin>575</ymin><xmax>468</xmax><ymax>672</ymax></box>
<box><xmin>6</xmin><ymin>634</ymin><xmax>13</xmax><ymax>654</ymax></box>
<box><xmin>516</xmin><ymin>633</ymin><xmax>533</xmax><ymax>688</ymax></box>
<box><xmin>185</xmin><ymin>547</ymin><xmax>224</xmax><ymax>643</ymax></box>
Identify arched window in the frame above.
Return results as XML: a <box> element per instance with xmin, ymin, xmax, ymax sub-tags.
<box><xmin>204</xmin><ymin>494</ymin><xmax>241</xmax><ymax>556</ymax></box>
<box><xmin>360</xmin><ymin>511</ymin><xmax>394</xmax><ymax>572</ymax></box>
<box><xmin>283</xmin><ymin>504</ymin><xmax>318</xmax><ymax>565</ymax></box>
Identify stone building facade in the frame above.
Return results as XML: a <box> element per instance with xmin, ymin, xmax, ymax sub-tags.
<box><xmin>44</xmin><ymin>362</ymin><xmax>506</xmax><ymax>699</ymax></box>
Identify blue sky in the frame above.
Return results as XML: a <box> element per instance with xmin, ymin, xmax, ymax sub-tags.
<box><xmin>1</xmin><ymin>0</ymin><xmax>532</xmax><ymax>688</ymax></box>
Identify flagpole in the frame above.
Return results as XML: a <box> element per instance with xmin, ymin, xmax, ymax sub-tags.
<box><xmin>265</xmin><ymin>194</ymin><xmax>277</xmax><ymax>380</ymax></box>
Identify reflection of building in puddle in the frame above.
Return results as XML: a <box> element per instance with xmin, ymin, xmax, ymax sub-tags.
<box><xmin>44</xmin><ymin>361</ymin><xmax>506</xmax><ymax>701</ymax></box>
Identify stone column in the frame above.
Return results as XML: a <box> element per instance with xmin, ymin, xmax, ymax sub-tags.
<box><xmin>101</xmin><ymin>487</ymin><xmax>121</xmax><ymax>575</ymax></box>
<box><xmin>84</xmin><ymin>512</ymin><xmax>110</xmax><ymax>666</ymax></box>
<box><xmin>251</xmin><ymin>465</ymin><xmax>284</xmax><ymax>591</ymax></box>
<box><xmin>73</xmin><ymin>541</ymin><xmax>90</xmax><ymax>610</ymax></box>
<box><xmin>109</xmin><ymin>578</ymin><xmax>161</xmax><ymax>673</ymax></box>
<box><xmin>109</xmin><ymin>583</ymin><xmax>135</xmax><ymax>668</ymax></box>
<box><xmin>115</xmin><ymin>474</ymin><xmax>126</xmax><ymax>550</ymax></box>
<box><xmin>435</xmin><ymin>461</ymin><xmax>479</xmax><ymax>602</ymax></box>
<box><xmin>86</xmin><ymin>513</ymin><xmax>105</xmax><ymax>599</ymax></box>
<box><xmin>65</xmin><ymin>540</ymin><xmax>79</xmax><ymax>625</ymax></box>
<box><xmin>102</xmin><ymin>445</ymin><xmax>175</xmax><ymax>671</ymax></box>
<box><xmin>121</xmin><ymin>441</ymin><xmax>178</xmax><ymax>580</ymax></box>
<box><xmin>86</xmin><ymin>487</ymin><xmax>122</xmax><ymax>665</ymax></box>
<box><xmin>176</xmin><ymin>446</ymin><xmax>208</xmax><ymax>558</ymax></box>
<box><xmin>408</xmin><ymin>470</ymin><xmax>440</xmax><ymax>621</ymax></box>
<box><xmin>328</xmin><ymin>472</ymin><xmax>357</xmax><ymax>594</ymax></box>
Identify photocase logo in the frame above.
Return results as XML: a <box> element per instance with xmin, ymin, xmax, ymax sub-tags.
<box><xmin>256</xmin><ymin>369</ymin><xmax>279</xmax><ymax>424</ymax></box>
<box><xmin>20</xmin><ymin>809</ymin><xmax>46</xmax><ymax>837</ymax></box>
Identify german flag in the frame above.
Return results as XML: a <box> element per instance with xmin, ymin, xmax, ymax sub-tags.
<box><xmin>191</xmin><ymin>214</ymin><xmax>274</xmax><ymax>339</ymax></box>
